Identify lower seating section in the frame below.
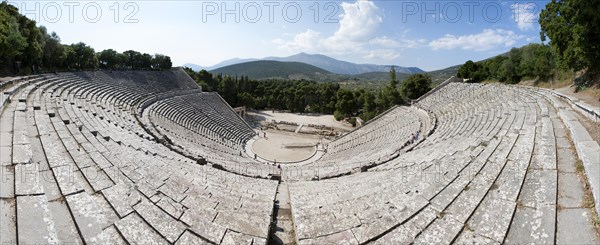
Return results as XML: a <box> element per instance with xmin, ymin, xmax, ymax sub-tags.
<box><xmin>0</xmin><ymin>72</ymin><xmax>278</xmax><ymax>244</ymax></box>
<box><xmin>287</xmin><ymin>82</ymin><xmax>598</xmax><ymax>244</ymax></box>
<box><xmin>284</xmin><ymin>106</ymin><xmax>425</xmax><ymax>180</ymax></box>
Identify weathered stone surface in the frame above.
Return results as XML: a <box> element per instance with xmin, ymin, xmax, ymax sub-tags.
<box><xmin>556</xmin><ymin>208</ymin><xmax>600</xmax><ymax>244</ymax></box>
<box><xmin>89</xmin><ymin>151</ymin><xmax>113</xmax><ymax>169</ymax></box>
<box><xmin>156</xmin><ymin>195</ymin><xmax>187</xmax><ymax>219</ymax></box>
<box><xmin>454</xmin><ymin>229</ymin><xmax>500</xmax><ymax>245</ymax></box>
<box><xmin>214</xmin><ymin>211</ymin><xmax>271</xmax><ymax>239</ymax></box>
<box><xmin>175</xmin><ymin>230</ymin><xmax>210</xmax><ymax>245</ymax></box>
<box><xmin>180</xmin><ymin>208</ymin><xmax>227</xmax><ymax>243</ymax></box>
<box><xmin>0</xmin><ymin>165</ymin><xmax>15</xmax><ymax>198</ymax></box>
<box><xmin>555</xmin><ymin>137</ymin><xmax>570</xmax><ymax>149</ymax></box>
<box><xmin>14</xmin><ymin>163</ymin><xmax>44</xmax><ymax>196</ymax></box>
<box><xmin>557</xmin><ymin>147</ymin><xmax>577</xmax><ymax>173</ymax></box>
<box><xmin>0</xmin><ymin>146</ymin><xmax>11</xmax><ymax>165</ymax></box>
<box><xmin>558</xmin><ymin>172</ymin><xmax>585</xmax><ymax>208</ymax></box>
<box><xmin>519</xmin><ymin>170</ymin><xmax>557</xmax><ymax>208</ymax></box>
<box><xmin>101</xmin><ymin>183</ymin><xmax>140</xmax><ymax>217</ymax></box>
<box><xmin>467</xmin><ymin>198</ymin><xmax>515</xmax><ymax>242</ymax></box>
<box><xmin>351</xmin><ymin>211</ymin><xmax>397</xmax><ymax>244</ymax></box>
<box><xmin>505</xmin><ymin>205</ymin><xmax>555</xmax><ymax>244</ymax></box>
<box><xmin>221</xmin><ymin>230</ymin><xmax>263</xmax><ymax>245</ymax></box>
<box><xmin>66</xmin><ymin>192</ymin><xmax>119</xmax><ymax>243</ymax></box>
<box><xmin>575</xmin><ymin>140</ymin><xmax>600</xmax><ymax>214</ymax></box>
<box><xmin>0</xmin><ymin>132</ymin><xmax>12</xmax><ymax>147</ymax></box>
<box><xmin>46</xmin><ymin>200</ymin><xmax>83</xmax><ymax>244</ymax></box>
<box><xmin>298</xmin><ymin>229</ymin><xmax>358</xmax><ymax>245</ymax></box>
<box><xmin>372</xmin><ymin>225</ymin><xmax>413</xmax><ymax>244</ymax></box>
<box><xmin>0</xmin><ymin>199</ymin><xmax>16</xmax><ymax>245</ymax></box>
<box><xmin>69</xmin><ymin>149</ymin><xmax>94</xmax><ymax>169</ymax></box>
<box><xmin>41</xmin><ymin>136</ymin><xmax>71</xmax><ymax>168</ymax></box>
<box><xmin>115</xmin><ymin>213</ymin><xmax>168</xmax><ymax>244</ymax></box>
<box><xmin>80</xmin><ymin>165</ymin><xmax>114</xmax><ymax>192</ymax></box>
<box><xmin>90</xmin><ymin>225</ymin><xmax>127</xmax><ymax>245</ymax></box>
<box><xmin>134</xmin><ymin>199</ymin><xmax>187</xmax><ymax>243</ymax></box>
<box><xmin>52</xmin><ymin>164</ymin><xmax>84</xmax><ymax>195</ymax></box>
<box><xmin>12</xmin><ymin>130</ymin><xmax>29</xmax><ymax>145</ymax></box>
<box><xmin>62</xmin><ymin>137</ymin><xmax>79</xmax><ymax>151</ymax></box>
<box><xmin>12</xmin><ymin>144</ymin><xmax>32</xmax><ymax>164</ymax></box>
<box><xmin>16</xmin><ymin>195</ymin><xmax>59</xmax><ymax>244</ymax></box>
<box><xmin>414</xmin><ymin>215</ymin><xmax>463</xmax><ymax>245</ymax></box>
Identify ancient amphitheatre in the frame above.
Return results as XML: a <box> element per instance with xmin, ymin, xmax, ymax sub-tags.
<box><xmin>1</xmin><ymin>68</ymin><xmax>599</xmax><ymax>244</ymax></box>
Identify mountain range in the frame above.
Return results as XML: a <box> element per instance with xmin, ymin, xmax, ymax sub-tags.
<box><xmin>184</xmin><ymin>53</ymin><xmax>425</xmax><ymax>75</ymax></box>
<box><xmin>210</xmin><ymin>61</ymin><xmax>332</xmax><ymax>81</ymax></box>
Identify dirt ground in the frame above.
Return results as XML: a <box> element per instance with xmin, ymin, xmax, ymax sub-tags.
<box><xmin>251</xmin><ymin>129</ymin><xmax>329</xmax><ymax>163</ymax></box>
<box><xmin>248</xmin><ymin>110</ymin><xmax>354</xmax><ymax>131</ymax></box>
<box><xmin>555</xmin><ymin>85</ymin><xmax>600</xmax><ymax>107</ymax></box>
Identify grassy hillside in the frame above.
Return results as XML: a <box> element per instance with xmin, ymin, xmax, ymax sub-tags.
<box><xmin>210</xmin><ymin>59</ymin><xmax>462</xmax><ymax>89</ymax></box>
<box><xmin>210</xmin><ymin>60</ymin><xmax>332</xmax><ymax>80</ymax></box>
<box><xmin>427</xmin><ymin>65</ymin><xmax>461</xmax><ymax>85</ymax></box>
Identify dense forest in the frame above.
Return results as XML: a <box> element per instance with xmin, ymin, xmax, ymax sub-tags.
<box><xmin>457</xmin><ymin>0</ymin><xmax>599</xmax><ymax>87</ymax></box>
<box><xmin>184</xmin><ymin>67</ymin><xmax>432</xmax><ymax>123</ymax></box>
<box><xmin>0</xmin><ymin>1</ymin><xmax>172</xmax><ymax>75</ymax></box>
<box><xmin>456</xmin><ymin>44</ymin><xmax>557</xmax><ymax>83</ymax></box>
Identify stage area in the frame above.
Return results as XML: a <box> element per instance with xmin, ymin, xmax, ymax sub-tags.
<box><xmin>251</xmin><ymin>130</ymin><xmax>329</xmax><ymax>163</ymax></box>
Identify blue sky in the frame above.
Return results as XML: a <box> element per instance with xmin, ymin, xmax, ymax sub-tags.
<box><xmin>10</xmin><ymin>0</ymin><xmax>548</xmax><ymax>71</ymax></box>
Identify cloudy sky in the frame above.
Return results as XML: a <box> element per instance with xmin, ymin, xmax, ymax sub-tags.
<box><xmin>11</xmin><ymin>0</ymin><xmax>548</xmax><ymax>71</ymax></box>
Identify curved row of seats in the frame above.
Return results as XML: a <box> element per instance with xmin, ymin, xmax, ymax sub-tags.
<box><xmin>0</xmin><ymin>71</ymin><xmax>278</xmax><ymax>244</ymax></box>
<box><xmin>2</xmin><ymin>71</ymin><xmax>597</xmax><ymax>244</ymax></box>
<box><xmin>286</xmin><ymin>82</ymin><xmax>594</xmax><ymax>244</ymax></box>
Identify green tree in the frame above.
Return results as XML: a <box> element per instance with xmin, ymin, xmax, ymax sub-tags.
<box><xmin>140</xmin><ymin>53</ymin><xmax>153</xmax><ymax>70</ymax></box>
<box><xmin>67</xmin><ymin>42</ymin><xmax>97</xmax><ymax>69</ymax></box>
<box><xmin>400</xmin><ymin>74</ymin><xmax>432</xmax><ymax>100</ymax></box>
<box><xmin>0</xmin><ymin>3</ymin><xmax>27</xmax><ymax>70</ymax></box>
<box><xmin>123</xmin><ymin>50</ymin><xmax>140</xmax><ymax>69</ymax></box>
<box><xmin>151</xmin><ymin>54</ymin><xmax>172</xmax><ymax>70</ymax></box>
<box><xmin>334</xmin><ymin>89</ymin><xmax>356</xmax><ymax>118</ymax></box>
<box><xmin>41</xmin><ymin>30</ymin><xmax>66</xmax><ymax>71</ymax></box>
<box><xmin>17</xmin><ymin>15</ymin><xmax>44</xmax><ymax>70</ymax></box>
<box><xmin>540</xmin><ymin>0</ymin><xmax>600</xmax><ymax>73</ymax></box>
<box><xmin>98</xmin><ymin>49</ymin><xmax>119</xmax><ymax>69</ymax></box>
<box><xmin>457</xmin><ymin>60</ymin><xmax>478</xmax><ymax>80</ymax></box>
<box><xmin>385</xmin><ymin>66</ymin><xmax>403</xmax><ymax>105</ymax></box>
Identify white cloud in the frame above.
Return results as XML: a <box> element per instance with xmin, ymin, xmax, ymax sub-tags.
<box><xmin>328</xmin><ymin>0</ymin><xmax>382</xmax><ymax>42</ymax></box>
<box><xmin>272</xmin><ymin>0</ymin><xmax>426</xmax><ymax>62</ymax></box>
<box><xmin>400</xmin><ymin>38</ymin><xmax>428</xmax><ymax>49</ymax></box>
<box><xmin>369</xmin><ymin>36</ymin><xmax>400</xmax><ymax>48</ymax></box>
<box><xmin>510</xmin><ymin>3</ymin><xmax>538</xmax><ymax>31</ymax></box>
<box><xmin>274</xmin><ymin>1</ymin><xmax>397</xmax><ymax>59</ymax></box>
<box><xmin>274</xmin><ymin>29</ymin><xmax>322</xmax><ymax>52</ymax></box>
<box><xmin>429</xmin><ymin>29</ymin><xmax>523</xmax><ymax>51</ymax></box>
<box><xmin>364</xmin><ymin>49</ymin><xmax>400</xmax><ymax>60</ymax></box>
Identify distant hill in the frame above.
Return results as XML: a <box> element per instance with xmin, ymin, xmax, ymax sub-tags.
<box><xmin>183</xmin><ymin>58</ymin><xmax>259</xmax><ymax>72</ymax></box>
<box><xmin>264</xmin><ymin>52</ymin><xmax>425</xmax><ymax>75</ymax></box>
<box><xmin>426</xmin><ymin>64</ymin><xmax>461</xmax><ymax>84</ymax></box>
<box><xmin>210</xmin><ymin>60</ymin><xmax>333</xmax><ymax>80</ymax></box>
<box><xmin>188</xmin><ymin>53</ymin><xmax>425</xmax><ymax>75</ymax></box>
<box><xmin>210</xmin><ymin>59</ymin><xmax>460</xmax><ymax>86</ymax></box>
<box><xmin>182</xmin><ymin>63</ymin><xmax>204</xmax><ymax>71</ymax></box>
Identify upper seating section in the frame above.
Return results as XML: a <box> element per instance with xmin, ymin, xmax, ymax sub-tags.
<box><xmin>144</xmin><ymin>92</ymin><xmax>257</xmax><ymax>163</ymax></box>
<box><xmin>74</xmin><ymin>68</ymin><xmax>198</xmax><ymax>93</ymax></box>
